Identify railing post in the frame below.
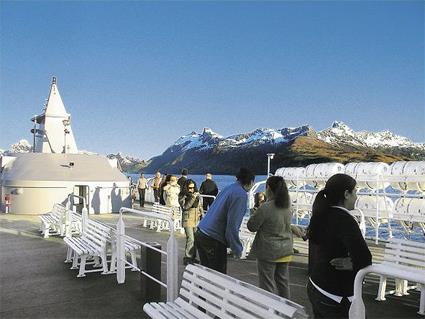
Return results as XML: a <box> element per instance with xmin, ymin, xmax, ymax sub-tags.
<box><xmin>82</xmin><ymin>207</ymin><xmax>88</xmax><ymax>234</ymax></box>
<box><xmin>116</xmin><ymin>213</ymin><xmax>126</xmax><ymax>284</ymax></box>
<box><xmin>166</xmin><ymin>224</ymin><xmax>178</xmax><ymax>302</ymax></box>
<box><xmin>349</xmin><ymin>266</ymin><xmax>373</xmax><ymax>319</ymax></box>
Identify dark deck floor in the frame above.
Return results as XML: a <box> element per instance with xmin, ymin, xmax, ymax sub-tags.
<box><xmin>0</xmin><ymin>210</ymin><xmax>423</xmax><ymax>319</ymax></box>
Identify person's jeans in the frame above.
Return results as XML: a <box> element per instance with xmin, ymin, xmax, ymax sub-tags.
<box><xmin>194</xmin><ymin>229</ymin><xmax>227</xmax><ymax>274</ymax></box>
<box><xmin>184</xmin><ymin>227</ymin><xmax>196</xmax><ymax>260</ymax></box>
<box><xmin>138</xmin><ymin>188</ymin><xmax>145</xmax><ymax>207</ymax></box>
<box><xmin>257</xmin><ymin>260</ymin><xmax>290</xmax><ymax>299</ymax></box>
<box><xmin>307</xmin><ymin>281</ymin><xmax>351</xmax><ymax>319</ymax></box>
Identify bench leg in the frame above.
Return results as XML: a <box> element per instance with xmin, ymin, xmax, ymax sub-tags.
<box><xmin>130</xmin><ymin>251</ymin><xmax>138</xmax><ymax>271</ymax></box>
<box><xmin>43</xmin><ymin>224</ymin><xmax>50</xmax><ymax>238</ymax></box>
<box><xmin>71</xmin><ymin>251</ymin><xmax>79</xmax><ymax>269</ymax></box>
<box><xmin>65</xmin><ymin>246</ymin><xmax>73</xmax><ymax>263</ymax></box>
<box><xmin>419</xmin><ymin>284</ymin><xmax>425</xmax><ymax>315</ymax></box>
<box><xmin>93</xmin><ymin>256</ymin><xmax>101</xmax><ymax>268</ymax></box>
<box><xmin>376</xmin><ymin>275</ymin><xmax>387</xmax><ymax>301</ymax></box>
<box><xmin>395</xmin><ymin>279</ymin><xmax>408</xmax><ymax>296</ymax></box>
<box><xmin>101</xmin><ymin>252</ymin><xmax>109</xmax><ymax>274</ymax></box>
<box><xmin>77</xmin><ymin>255</ymin><xmax>87</xmax><ymax>277</ymax></box>
<box><xmin>110</xmin><ymin>250</ymin><xmax>117</xmax><ymax>273</ymax></box>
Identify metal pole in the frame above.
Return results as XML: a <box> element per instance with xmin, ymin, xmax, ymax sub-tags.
<box><xmin>267</xmin><ymin>157</ymin><xmax>271</xmax><ymax>177</ymax></box>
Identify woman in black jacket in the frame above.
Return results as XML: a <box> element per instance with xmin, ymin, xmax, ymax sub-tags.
<box><xmin>307</xmin><ymin>173</ymin><xmax>372</xmax><ymax>318</ymax></box>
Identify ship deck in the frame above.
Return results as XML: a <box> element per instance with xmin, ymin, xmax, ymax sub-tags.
<box><xmin>0</xmin><ymin>209</ymin><xmax>423</xmax><ymax>319</ymax></box>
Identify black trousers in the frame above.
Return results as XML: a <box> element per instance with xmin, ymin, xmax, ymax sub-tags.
<box><xmin>202</xmin><ymin>197</ymin><xmax>214</xmax><ymax>211</ymax></box>
<box><xmin>307</xmin><ymin>281</ymin><xmax>351</xmax><ymax>319</ymax></box>
<box><xmin>194</xmin><ymin>229</ymin><xmax>227</xmax><ymax>274</ymax></box>
<box><xmin>153</xmin><ymin>188</ymin><xmax>160</xmax><ymax>202</ymax></box>
<box><xmin>138</xmin><ymin>188</ymin><xmax>145</xmax><ymax>207</ymax></box>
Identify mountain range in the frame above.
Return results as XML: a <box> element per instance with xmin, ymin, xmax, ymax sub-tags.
<box><xmin>2</xmin><ymin>121</ymin><xmax>424</xmax><ymax>175</ymax></box>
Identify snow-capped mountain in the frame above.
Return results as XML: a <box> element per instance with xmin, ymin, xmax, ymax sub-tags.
<box><xmin>172</xmin><ymin>125</ymin><xmax>313</xmax><ymax>152</ymax></box>
<box><xmin>317</xmin><ymin>121</ymin><xmax>424</xmax><ymax>150</ymax></box>
<box><xmin>167</xmin><ymin>122</ymin><xmax>423</xmax><ymax>155</ymax></box>
<box><xmin>2</xmin><ymin>139</ymin><xmax>33</xmax><ymax>155</ymax></box>
<box><xmin>144</xmin><ymin>122</ymin><xmax>424</xmax><ymax>174</ymax></box>
<box><xmin>107</xmin><ymin>153</ymin><xmax>147</xmax><ymax>173</ymax></box>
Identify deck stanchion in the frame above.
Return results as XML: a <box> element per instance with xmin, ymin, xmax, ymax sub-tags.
<box><xmin>166</xmin><ymin>227</ymin><xmax>178</xmax><ymax>302</ymax></box>
<box><xmin>116</xmin><ymin>213</ymin><xmax>126</xmax><ymax>284</ymax></box>
<box><xmin>141</xmin><ymin>242</ymin><xmax>162</xmax><ymax>303</ymax></box>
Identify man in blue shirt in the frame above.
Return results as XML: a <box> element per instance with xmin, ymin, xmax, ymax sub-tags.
<box><xmin>195</xmin><ymin>168</ymin><xmax>255</xmax><ymax>273</ymax></box>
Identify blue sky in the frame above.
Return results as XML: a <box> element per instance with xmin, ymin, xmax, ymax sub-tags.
<box><xmin>1</xmin><ymin>1</ymin><xmax>424</xmax><ymax>159</ymax></box>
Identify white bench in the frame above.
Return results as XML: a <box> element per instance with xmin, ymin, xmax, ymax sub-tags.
<box><xmin>39</xmin><ymin>203</ymin><xmax>67</xmax><ymax>238</ymax></box>
<box><xmin>64</xmin><ymin>218</ymin><xmax>111</xmax><ymax>277</ymax></box>
<box><xmin>143</xmin><ymin>264</ymin><xmax>309</xmax><ymax>319</ymax></box>
<box><xmin>143</xmin><ymin>203</ymin><xmax>184</xmax><ymax>234</ymax></box>
<box><xmin>375</xmin><ymin>238</ymin><xmax>425</xmax><ymax>314</ymax></box>
<box><xmin>349</xmin><ymin>238</ymin><xmax>425</xmax><ymax>318</ymax></box>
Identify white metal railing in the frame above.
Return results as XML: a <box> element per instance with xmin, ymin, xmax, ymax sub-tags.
<box><xmin>116</xmin><ymin>207</ymin><xmax>178</xmax><ymax>302</ymax></box>
<box><xmin>349</xmin><ymin>264</ymin><xmax>425</xmax><ymax>318</ymax></box>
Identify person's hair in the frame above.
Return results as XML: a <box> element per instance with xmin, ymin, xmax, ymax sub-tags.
<box><xmin>181</xmin><ymin>168</ymin><xmax>188</xmax><ymax>176</ymax></box>
<box><xmin>308</xmin><ymin>173</ymin><xmax>356</xmax><ymax>244</ymax></box>
<box><xmin>236</xmin><ymin>168</ymin><xmax>255</xmax><ymax>186</ymax></box>
<box><xmin>160</xmin><ymin>174</ymin><xmax>172</xmax><ymax>188</ymax></box>
<box><xmin>266</xmin><ymin>176</ymin><xmax>290</xmax><ymax>208</ymax></box>
<box><xmin>184</xmin><ymin>179</ymin><xmax>198</xmax><ymax>193</ymax></box>
<box><xmin>254</xmin><ymin>192</ymin><xmax>266</xmax><ymax>208</ymax></box>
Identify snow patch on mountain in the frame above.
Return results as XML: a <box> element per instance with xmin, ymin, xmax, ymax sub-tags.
<box><xmin>317</xmin><ymin>121</ymin><xmax>424</xmax><ymax>149</ymax></box>
<box><xmin>6</xmin><ymin>139</ymin><xmax>33</xmax><ymax>154</ymax></box>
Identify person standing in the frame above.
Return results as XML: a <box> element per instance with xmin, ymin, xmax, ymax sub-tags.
<box><xmin>177</xmin><ymin>168</ymin><xmax>188</xmax><ymax>189</ymax></box>
<box><xmin>199</xmin><ymin>173</ymin><xmax>219</xmax><ymax>211</ymax></box>
<box><xmin>247</xmin><ymin>176</ymin><xmax>293</xmax><ymax>299</ymax></box>
<box><xmin>195</xmin><ymin>168</ymin><xmax>255</xmax><ymax>273</ymax></box>
<box><xmin>307</xmin><ymin>174</ymin><xmax>372</xmax><ymax>319</ymax></box>
<box><xmin>152</xmin><ymin>171</ymin><xmax>161</xmax><ymax>203</ymax></box>
<box><xmin>179</xmin><ymin>179</ymin><xmax>203</xmax><ymax>265</ymax></box>
<box><xmin>163</xmin><ymin>175</ymin><xmax>180</xmax><ymax>208</ymax></box>
<box><xmin>136</xmin><ymin>173</ymin><xmax>147</xmax><ymax>208</ymax></box>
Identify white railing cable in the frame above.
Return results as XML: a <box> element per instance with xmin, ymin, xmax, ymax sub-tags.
<box><xmin>116</xmin><ymin>207</ymin><xmax>179</xmax><ymax>302</ymax></box>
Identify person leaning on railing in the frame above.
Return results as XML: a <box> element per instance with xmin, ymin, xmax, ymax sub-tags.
<box><xmin>195</xmin><ymin>168</ymin><xmax>255</xmax><ymax>274</ymax></box>
<box><xmin>247</xmin><ymin>176</ymin><xmax>294</xmax><ymax>299</ymax></box>
<box><xmin>306</xmin><ymin>173</ymin><xmax>372</xmax><ymax>319</ymax></box>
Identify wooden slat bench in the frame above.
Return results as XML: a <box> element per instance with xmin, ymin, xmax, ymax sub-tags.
<box><xmin>39</xmin><ymin>203</ymin><xmax>67</xmax><ymax>238</ymax></box>
<box><xmin>374</xmin><ymin>238</ymin><xmax>425</xmax><ymax>315</ymax></box>
<box><xmin>143</xmin><ymin>203</ymin><xmax>184</xmax><ymax>234</ymax></box>
<box><xmin>64</xmin><ymin>218</ymin><xmax>111</xmax><ymax>277</ymax></box>
<box><xmin>143</xmin><ymin>264</ymin><xmax>309</xmax><ymax>319</ymax></box>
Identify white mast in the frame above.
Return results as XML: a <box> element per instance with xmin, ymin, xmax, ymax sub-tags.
<box><xmin>32</xmin><ymin>77</ymin><xmax>78</xmax><ymax>153</ymax></box>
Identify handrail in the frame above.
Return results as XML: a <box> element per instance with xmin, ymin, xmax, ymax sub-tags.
<box><xmin>248</xmin><ymin>180</ymin><xmax>267</xmax><ymax>209</ymax></box>
<box><xmin>349</xmin><ymin>264</ymin><xmax>425</xmax><ymax>318</ymax></box>
<box><xmin>116</xmin><ymin>207</ymin><xmax>178</xmax><ymax>302</ymax></box>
